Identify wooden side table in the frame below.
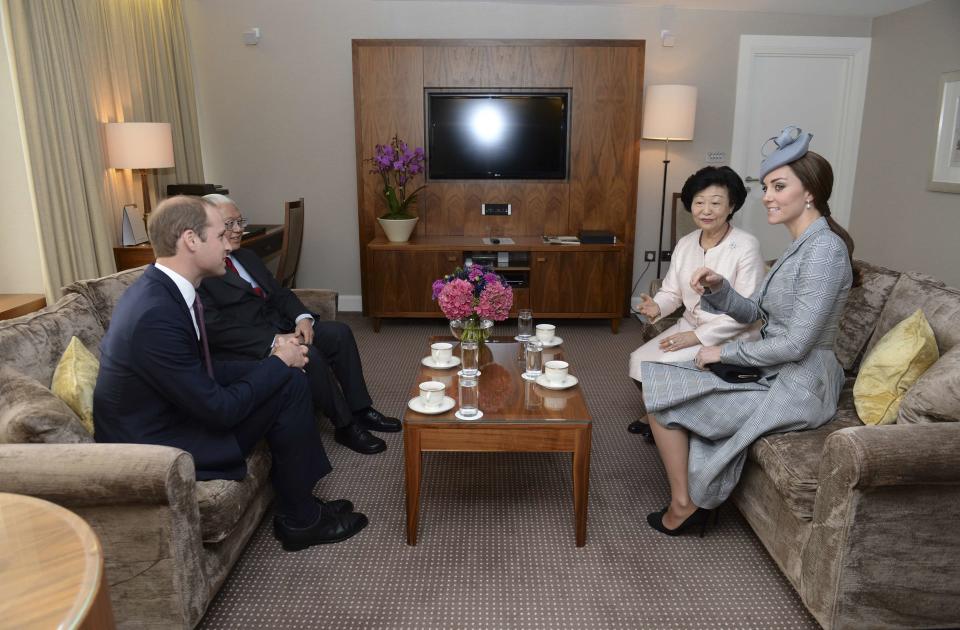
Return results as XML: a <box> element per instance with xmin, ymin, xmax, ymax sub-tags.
<box><xmin>0</xmin><ymin>293</ymin><xmax>46</xmax><ymax>320</ymax></box>
<box><xmin>113</xmin><ymin>224</ymin><xmax>284</xmax><ymax>271</ymax></box>
<box><xmin>0</xmin><ymin>493</ymin><xmax>116</xmax><ymax>629</ymax></box>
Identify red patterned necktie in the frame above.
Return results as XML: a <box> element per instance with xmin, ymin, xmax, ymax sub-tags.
<box><xmin>192</xmin><ymin>297</ymin><xmax>215</xmax><ymax>379</ymax></box>
<box><xmin>224</xmin><ymin>256</ymin><xmax>266</xmax><ymax>299</ymax></box>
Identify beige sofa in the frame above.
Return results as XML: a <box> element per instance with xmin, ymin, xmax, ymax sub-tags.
<box><xmin>643</xmin><ymin>260</ymin><xmax>960</xmax><ymax>629</ymax></box>
<box><xmin>0</xmin><ymin>266</ymin><xmax>338</xmax><ymax>629</ymax></box>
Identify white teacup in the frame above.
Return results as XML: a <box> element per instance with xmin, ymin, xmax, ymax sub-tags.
<box><xmin>544</xmin><ymin>360</ymin><xmax>569</xmax><ymax>385</ymax></box>
<box><xmin>419</xmin><ymin>381</ymin><xmax>446</xmax><ymax>408</ymax></box>
<box><xmin>430</xmin><ymin>342</ymin><xmax>453</xmax><ymax>365</ymax></box>
<box><xmin>535</xmin><ymin>323</ymin><xmax>556</xmax><ymax>342</ymax></box>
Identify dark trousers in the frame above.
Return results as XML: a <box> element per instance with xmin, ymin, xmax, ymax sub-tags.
<box><xmin>304</xmin><ymin>320</ymin><xmax>373</xmax><ymax>428</ymax></box>
<box><xmin>217</xmin><ymin>362</ymin><xmax>332</xmax><ymax>523</ymax></box>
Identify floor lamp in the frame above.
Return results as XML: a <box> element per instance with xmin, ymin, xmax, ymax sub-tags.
<box><xmin>641</xmin><ymin>85</ymin><xmax>697</xmax><ymax>278</ymax></box>
<box><xmin>106</xmin><ymin>122</ymin><xmax>175</xmax><ymax>226</ymax></box>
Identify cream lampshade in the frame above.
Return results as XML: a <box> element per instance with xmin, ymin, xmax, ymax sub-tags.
<box><xmin>106</xmin><ymin>122</ymin><xmax>175</xmax><ymax>221</ymax></box>
<box><xmin>642</xmin><ymin>84</ymin><xmax>697</xmax><ymax>278</ymax></box>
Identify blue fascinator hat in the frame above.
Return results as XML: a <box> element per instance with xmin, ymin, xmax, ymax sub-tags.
<box><xmin>758</xmin><ymin>126</ymin><xmax>813</xmax><ymax>181</ymax></box>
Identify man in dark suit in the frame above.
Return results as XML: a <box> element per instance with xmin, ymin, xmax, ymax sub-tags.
<box><xmin>94</xmin><ymin>195</ymin><xmax>367</xmax><ymax>551</ymax></box>
<box><xmin>196</xmin><ymin>194</ymin><xmax>399</xmax><ymax>455</ymax></box>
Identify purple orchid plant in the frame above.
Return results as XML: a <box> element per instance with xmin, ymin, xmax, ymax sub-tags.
<box><xmin>367</xmin><ymin>135</ymin><xmax>426</xmax><ymax>220</ymax></box>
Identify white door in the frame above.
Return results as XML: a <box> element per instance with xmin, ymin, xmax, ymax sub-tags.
<box><xmin>729</xmin><ymin>35</ymin><xmax>871</xmax><ymax>260</ymax></box>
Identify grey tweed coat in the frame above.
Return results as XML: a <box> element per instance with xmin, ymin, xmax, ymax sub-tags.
<box><xmin>641</xmin><ymin>217</ymin><xmax>853</xmax><ymax>509</ymax></box>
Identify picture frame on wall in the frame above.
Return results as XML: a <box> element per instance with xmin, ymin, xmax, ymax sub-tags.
<box><xmin>928</xmin><ymin>70</ymin><xmax>960</xmax><ymax>193</ymax></box>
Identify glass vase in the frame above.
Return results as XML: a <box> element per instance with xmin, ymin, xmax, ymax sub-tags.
<box><xmin>449</xmin><ymin>317</ymin><xmax>494</xmax><ymax>344</ymax></box>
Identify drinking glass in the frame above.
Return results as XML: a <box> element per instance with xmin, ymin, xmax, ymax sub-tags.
<box><xmin>458</xmin><ymin>377</ymin><xmax>479</xmax><ymax>418</ymax></box>
<box><xmin>460</xmin><ymin>341</ymin><xmax>479</xmax><ymax>378</ymax></box>
<box><xmin>517</xmin><ymin>309</ymin><xmax>534</xmax><ymax>341</ymax></box>
<box><xmin>524</xmin><ymin>339</ymin><xmax>543</xmax><ymax>378</ymax></box>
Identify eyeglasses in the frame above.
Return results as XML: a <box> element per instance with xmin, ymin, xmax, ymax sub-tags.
<box><xmin>224</xmin><ymin>217</ymin><xmax>249</xmax><ymax>230</ymax></box>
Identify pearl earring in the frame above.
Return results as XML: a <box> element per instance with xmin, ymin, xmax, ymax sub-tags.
<box><xmin>805</xmin><ymin>201</ymin><xmax>811</xmax><ymax>210</ymax></box>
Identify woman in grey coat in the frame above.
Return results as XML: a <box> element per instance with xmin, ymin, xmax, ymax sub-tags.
<box><xmin>642</xmin><ymin>127</ymin><xmax>858</xmax><ymax>536</ymax></box>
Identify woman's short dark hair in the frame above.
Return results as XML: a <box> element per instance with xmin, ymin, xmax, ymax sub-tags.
<box><xmin>680</xmin><ymin>166</ymin><xmax>748</xmax><ymax>220</ymax></box>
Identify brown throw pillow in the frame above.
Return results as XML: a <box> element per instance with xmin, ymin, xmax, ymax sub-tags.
<box><xmin>898</xmin><ymin>345</ymin><xmax>960</xmax><ymax>424</ymax></box>
<box><xmin>0</xmin><ymin>366</ymin><xmax>93</xmax><ymax>443</ymax></box>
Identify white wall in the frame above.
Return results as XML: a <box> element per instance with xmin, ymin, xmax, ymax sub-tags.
<box><xmin>850</xmin><ymin>0</ymin><xmax>960</xmax><ymax>287</ymax></box>
<box><xmin>0</xmin><ymin>4</ymin><xmax>43</xmax><ymax>294</ymax></box>
<box><xmin>182</xmin><ymin>0</ymin><xmax>871</xmax><ymax>302</ymax></box>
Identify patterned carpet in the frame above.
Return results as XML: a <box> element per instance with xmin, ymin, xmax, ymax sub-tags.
<box><xmin>199</xmin><ymin>313</ymin><xmax>817</xmax><ymax>629</ymax></box>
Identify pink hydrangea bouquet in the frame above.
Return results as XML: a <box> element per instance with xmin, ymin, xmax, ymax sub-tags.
<box><xmin>432</xmin><ymin>265</ymin><xmax>514</xmax><ymax>343</ymax></box>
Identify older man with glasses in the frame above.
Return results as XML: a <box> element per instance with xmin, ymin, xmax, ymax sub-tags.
<box><xmin>196</xmin><ymin>194</ymin><xmax>399</xmax><ymax>455</ymax></box>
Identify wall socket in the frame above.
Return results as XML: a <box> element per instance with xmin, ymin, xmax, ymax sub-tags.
<box><xmin>706</xmin><ymin>151</ymin><xmax>726</xmax><ymax>163</ymax></box>
<box><xmin>661</xmin><ymin>250</ymin><xmax>673</xmax><ymax>262</ymax></box>
<box><xmin>643</xmin><ymin>250</ymin><xmax>656</xmax><ymax>262</ymax></box>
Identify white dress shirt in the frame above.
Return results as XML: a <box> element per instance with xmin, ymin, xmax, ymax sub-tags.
<box><xmin>155</xmin><ymin>262</ymin><xmax>200</xmax><ymax>339</ymax></box>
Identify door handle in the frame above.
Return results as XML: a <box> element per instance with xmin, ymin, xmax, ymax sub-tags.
<box><xmin>535</xmin><ymin>257</ymin><xmax>546</xmax><ymax>263</ymax></box>
<box><xmin>446</xmin><ymin>256</ymin><xmax>457</xmax><ymax>262</ymax></box>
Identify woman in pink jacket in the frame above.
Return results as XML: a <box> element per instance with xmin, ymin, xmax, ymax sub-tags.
<box><xmin>628</xmin><ymin>166</ymin><xmax>765</xmax><ymax>440</ymax></box>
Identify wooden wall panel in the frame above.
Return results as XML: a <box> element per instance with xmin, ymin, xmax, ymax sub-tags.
<box><xmin>354</xmin><ymin>44</ymin><xmax>426</xmax><ymax>246</ymax></box>
<box><xmin>422</xmin><ymin>182</ymin><xmax>568</xmax><ymax>236</ymax></box>
<box><xmin>568</xmin><ymin>47</ymin><xmax>643</xmax><ymax>241</ymax></box>
<box><xmin>423</xmin><ymin>46</ymin><xmax>572</xmax><ymax>87</ymax></box>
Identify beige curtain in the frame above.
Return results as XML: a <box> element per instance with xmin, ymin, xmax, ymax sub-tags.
<box><xmin>4</xmin><ymin>0</ymin><xmax>203</xmax><ymax>298</ymax></box>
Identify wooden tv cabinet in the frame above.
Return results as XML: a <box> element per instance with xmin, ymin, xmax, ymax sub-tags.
<box><xmin>366</xmin><ymin>236</ymin><xmax>625</xmax><ymax>332</ymax></box>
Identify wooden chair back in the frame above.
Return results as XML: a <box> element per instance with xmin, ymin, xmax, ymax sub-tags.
<box><xmin>275</xmin><ymin>197</ymin><xmax>305</xmax><ymax>289</ymax></box>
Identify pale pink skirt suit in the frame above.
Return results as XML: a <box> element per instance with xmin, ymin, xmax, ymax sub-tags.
<box><xmin>629</xmin><ymin>225</ymin><xmax>766</xmax><ymax>382</ymax></box>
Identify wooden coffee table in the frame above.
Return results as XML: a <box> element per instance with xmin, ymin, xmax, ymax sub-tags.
<box><xmin>402</xmin><ymin>337</ymin><xmax>592</xmax><ymax>546</ymax></box>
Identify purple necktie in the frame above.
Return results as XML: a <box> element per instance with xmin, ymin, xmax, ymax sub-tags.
<box><xmin>192</xmin><ymin>296</ymin><xmax>215</xmax><ymax>379</ymax></box>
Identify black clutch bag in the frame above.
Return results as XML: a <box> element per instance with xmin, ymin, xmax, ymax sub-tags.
<box><xmin>708</xmin><ymin>362</ymin><xmax>762</xmax><ymax>383</ymax></box>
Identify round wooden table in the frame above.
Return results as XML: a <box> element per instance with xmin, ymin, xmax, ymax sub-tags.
<box><xmin>0</xmin><ymin>493</ymin><xmax>115</xmax><ymax>629</ymax></box>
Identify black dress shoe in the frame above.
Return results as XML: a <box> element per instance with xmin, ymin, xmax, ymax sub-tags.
<box><xmin>273</xmin><ymin>498</ymin><xmax>354</xmax><ymax>540</ymax></box>
<box><xmin>646</xmin><ymin>506</ymin><xmax>717</xmax><ymax>538</ymax></box>
<box><xmin>627</xmin><ymin>420</ymin><xmax>655</xmax><ymax>443</ymax></box>
<box><xmin>335</xmin><ymin>423</ymin><xmax>387</xmax><ymax>454</ymax></box>
<box><xmin>276</xmin><ymin>511</ymin><xmax>369</xmax><ymax>551</ymax></box>
<box><xmin>355</xmin><ymin>407</ymin><xmax>402</xmax><ymax>433</ymax></box>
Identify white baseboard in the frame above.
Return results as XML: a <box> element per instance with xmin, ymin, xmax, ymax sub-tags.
<box><xmin>338</xmin><ymin>294</ymin><xmax>363</xmax><ymax>312</ymax></box>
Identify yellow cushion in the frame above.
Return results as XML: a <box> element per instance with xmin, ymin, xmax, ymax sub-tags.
<box><xmin>51</xmin><ymin>336</ymin><xmax>100</xmax><ymax>434</ymax></box>
<box><xmin>854</xmin><ymin>309</ymin><xmax>939</xmax><ymax>425</ymax></box>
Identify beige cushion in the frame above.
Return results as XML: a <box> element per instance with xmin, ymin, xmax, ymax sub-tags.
<box><xmin>0</xmin><ymin>366</ymin><xmax>93</xmax><ymax>444</ymax></box>
<box><xmin>196</xmin><ymin>444</ymin><xmax>272</xmax><ymax>543</ymax></box>
<box><xmin>864</xmin><ymin>272</ymin><xmax>960</xmax><ymax>357</ymax></box>
<box><xmin>854</xmin><ymin>310</ymin><xmax>939</xmax><ymax>426</ymax></box>
<box><xmin>62</xmin><ymin>266</ymin><xmax>144</xmax><ymax>331</ymax></box>
<box><xmin>898</xmin><ymin>345</ymin><xmax>960</xmax><ymax>424</ymax></box>
<box><xmin>51</xmin><ymin>337</ymin><xmax>99</xmax><ymax>434</ymax></box>
<box><xmin>834</xmin><ymin>260</ymin><xmax>900</xmax><ymax>371</ymax></box>
<box><xmin>747</xmin><ymin>379</ymin><xmax>862</xmax><ymax>521</ymax></box>
<box><xmin>0</xmin><ymin>293</ymin><xmax>104</xmax><ymax>386</ymax></box>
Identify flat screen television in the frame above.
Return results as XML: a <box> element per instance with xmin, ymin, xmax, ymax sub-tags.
<box><xmin>427</xmin><ymin>92</ymin><xmax>569</xmax><ymax>180</ymax></box>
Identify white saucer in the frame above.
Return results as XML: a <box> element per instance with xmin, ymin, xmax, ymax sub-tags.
<box><xmin>537</xmin><ymin>337</ymin><xmax>563</xmax><ymax>348</ymax></box>
<box><xmin>407</xmin><ymin>395</ymin><xmax>456</xmax><ymax>415</ymax></box>
<box><xmin>421</xmin><ymin>356</ymin><xmax>461</xmax><ymax>370</ymax></box>
<box><xmin>514</xmin><ymin>335</ymin><xmax>534</xmax><ymax>343</ymax></box>
<box><xmin>535</xmin><ymin>374</ymin><xmax>579</xmax><ymax>390</ymax></box>
<box><xmin>457</xmin><ymin>369</ymin><xmax>482</xmax><ymax>378</ymax></box>
<box><xmin>521</xmin><ymin>371</ymin><xmax>541</xmax><ymax>381</ymax></box>
<box><xmin>455</xmin><ymin>409</ymin><xmax>484</xmax><ymax>421</ymax></box>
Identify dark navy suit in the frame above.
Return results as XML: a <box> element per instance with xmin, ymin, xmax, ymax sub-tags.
<box><xmin>198</xmin><ymin>248</ymin><xmax>372</xmax><ymax>427</ymax></box>
<box><xmin>94</xmin><ymin>265</ymin><xmax>331</xmax><ymax>521</ymax></box>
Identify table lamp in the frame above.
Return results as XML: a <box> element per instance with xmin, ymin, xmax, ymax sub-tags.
<box><xmin>105</xmin><ymin>122</ymin><xmax>175</xmax><ymax>224</ymax></box>
<box><xmin>642</xmin><ymin>85</ymin><xmax>697</xmax><ymax>278</ymax></box>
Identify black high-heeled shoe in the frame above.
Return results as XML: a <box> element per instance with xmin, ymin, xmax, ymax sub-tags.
<box><xmin>647</xmin><ymin>506</ymin><xmax>718</xmax><ymax>537</ymax></box>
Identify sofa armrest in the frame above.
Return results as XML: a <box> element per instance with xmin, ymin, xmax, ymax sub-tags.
<box><xmin>800</xmin><ymin>424</ymin><xmax>960</xmax><ymax>629</ymax></box>
<box><xmin>293</xmin><ymin>288</ymin><xmax>337</xmax><ymax>321</ymax></box>
<box><xmin>0</xmin><ymin>443</ymin><xmax>196</xmax><ymax>506</ymax></box>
